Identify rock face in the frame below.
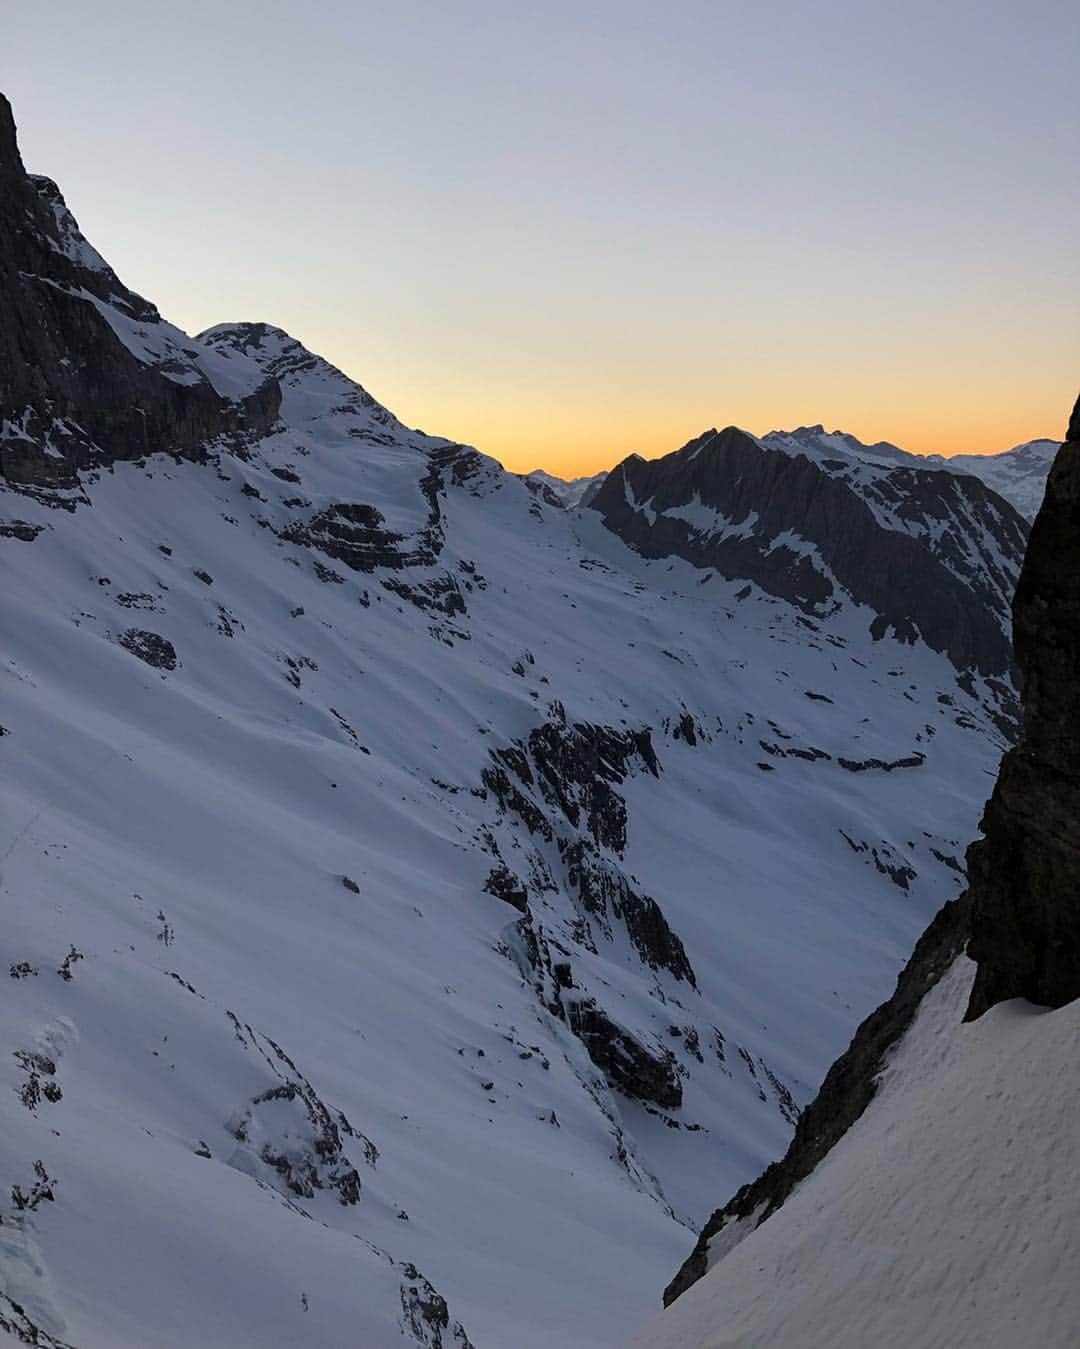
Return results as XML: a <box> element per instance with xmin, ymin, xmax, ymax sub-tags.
<box><xmin>567</xmin><ymin>1002</ymin><xmax>683</xmax><ymax>1109</ymax></box>
<box><xmin>479</xmin><ymin>711</ymin><xmax>698</xmax><ymax>1110</ymax></box>
<box><xmin>0</xmin><ymin>94</ymin><xmax>279</xmax><ymax>493</ymax></box>
<box><xmin>965</xmin><ymin>400</ymin><xmax>1080</xmax><ymax>1016</ymax></box>
<box><xmin>663</xmin><ymin>397</ymin><xmax>1075</xmax><ymax>1307</ymax></box>
<box><xmin>588</xmin><ymin>426</ymin><xmax>1028</xmax><ymax>675</ymax></box>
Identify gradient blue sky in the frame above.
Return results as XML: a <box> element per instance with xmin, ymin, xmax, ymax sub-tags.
<box><xmin>6</xmin><ymin>1</ymin><xmax>1078</xmax><ymax>474</ymax></box>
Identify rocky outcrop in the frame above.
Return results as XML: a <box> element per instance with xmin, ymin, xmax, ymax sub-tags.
<box><xmin>117</xmin><ymin>629</ymin><xmax>178</xmax><ymax>670</ymax></box>
<box><xmin>398</xmin><ymin>1264</ymin><xmax>474</xmax><ymax>1348</ymax></box>
<box><xmin>0</xmin><ymin>93</ymin><xmax>279</xmax><ymax>492</ymax></box>
<box><xmin>663</xmin><ymin>399</ymin><xmax>1075</xmax><ymax>1307</ymax></box>
<box><xmin>965</xmin><ymin>404</ymin><xmax>1079</xmax><ymax>1016</ymax></box>
<box><xmin>480</xmin><ymin>713</ymin><xmax>693</xmax><ymax>988</ymax></box>
<box><xmin>588</xmin><ymin>427</ymin><xmax>1027</xmax><ymax>675</ymax></box>
<box><xmin>567</xmin><ymin>1001</ymin><xmax>683</xmax><ymax>1109</ymax></box>
<box><xmin>280</xmin><ymin>501</ymin><xmax>418</xmax><ymax>572</ymax></box>
<box><xmin>0</xmin><ymin>1292</ymin><xmax>76</xmax><ymax>1349</ymax></box>
<box><xmin>478</xmin><ymin>709</ymin><xmax>699</xmax><ymax>1111</ymax></box>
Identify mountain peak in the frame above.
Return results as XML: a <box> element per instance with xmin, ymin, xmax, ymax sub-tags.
<box><xmin>199</xmin><ymin>320</ymin><xmax>295</xmax><ymax>350</ymax></box>
<box><xmin>589</xmin><ymin>422</ymin><xmax>1026</xmax><ymax>676</ymax></box>
<box><xmin>0</xmin><ymin>98</ymin><xmax>279</xmax><ymax>488</ymax></box>
<box><xmin>0</xmin><ymin>91</ymin><xmax>20</xmax><ymax>175</ymax></box>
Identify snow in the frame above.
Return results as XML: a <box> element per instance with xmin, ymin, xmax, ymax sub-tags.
<box><xmin>29</xmin><ymin>175</ymin><xmax>112</xmax><ymax>276</ymax></box>
<box><xmin>80</xmin><ymin>297</ymin><xmax>269</xmax><ymax>403</ymax></box>
<box><xmin>762</xmin><ymin>425</ymin><xmax>1057</xmax><ymax>527</ymax></box>
<box><xmin>629</xmin><ymin>957</ymin><xmax>1080</xmax><ymax>1349</ymax></box>
<box><xmin>523</xmin><ymin>469</ymin><xmax>607</xmax><ymax>508</ymax></box>
<box><xmin>1</xmin><ymin>301</ymin><xmax>1018</xmax><ymax>1344</ymax></box>
<box><xmin>945</xmin><ymin>439</ymin><xmax>1061</xmax><ymax>522</ymax></box>
<box><xmin>660</xmin><ymin>497</ymin><xmax>757</xmax><ymax>541</ymax></box>
<box><xmin>620</xmin><ymin>471</ymin><xmax>657</xmax><ymax>524</ymax></box>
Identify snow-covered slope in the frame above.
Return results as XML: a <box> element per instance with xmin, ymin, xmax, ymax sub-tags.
<box><xmin>0</xmin><ymin>92</ymin><xmax>1037</xmax><ymax>1348</ymax></box>
<box><xmin>761</xmin><ymin>424</ymin><xmax>1059</xmax><ymax>524</ymax></box>
<box><xmin>942</xmin><ymin>438</ymin><xmax>1061</xmax><ymax>522</ymax></box>
<box><xmin>630</xmin><ymin>957</ymin><xmax>1080</xmax><ymax>1349</ymax></box>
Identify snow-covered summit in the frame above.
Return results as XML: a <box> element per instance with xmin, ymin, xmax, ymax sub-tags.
<box><xmin>521</xmin><ymin>468</ymin><xmax>608</xmax><ymax>509</ymax></box>
<box><xmin>198</xmin><ymin>322</ymin><xmax>424</xmax><ymax>445</ymax></box>
<box><xmin>762</xmin><ymin>423</ymin><xmax>922</xmax><ymax>469</ymax></box>
<box><xmin>941</xmin><ymin>437</ymin><xmax>1061</xmax><ymax>521</ymax></box>
<box><xmin>762</xmin><ymin>424</ymin><xmax>1059</xmax><ymax>523</ymax></box>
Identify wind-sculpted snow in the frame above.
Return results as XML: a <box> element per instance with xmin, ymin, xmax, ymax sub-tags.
<box><xmin>0</xmin><ymin>90</ymin><xmax>1028</xmax><ymax>1348</ymax></box>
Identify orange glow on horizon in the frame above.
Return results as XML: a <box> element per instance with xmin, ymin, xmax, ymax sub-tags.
<box><xmin>337</xmin><ymin>354</ymin><xmax>1070</xmax><ymax>481</ymax></box>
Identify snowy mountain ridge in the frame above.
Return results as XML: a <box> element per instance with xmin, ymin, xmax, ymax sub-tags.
<box><xmin>529</xmin><ymin>427</ymin><xmax>1058</xmax><ymax>526</ymax></box>
<box><xmin>520</xmin><ymin>469</ymin><xmax>608</xmax><ymax>509</ymax></box>
<box><xmin>588</xmin><ymin>426</ymin><xmax>1028</xmax><ymax>681</ymax></box>
<box><xmin>0</xmin><ymin>90</ymin><xmax>1048</xmax><ymax>1348</ymax></box>
<box><xmin>759</xmin><ymin>425</ymin><xmax>1059</xmax><ymax>523</ymax></box>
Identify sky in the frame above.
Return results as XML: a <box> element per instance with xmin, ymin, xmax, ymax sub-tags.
<box><xmin>5</xmin><ymin>1</ymin><xmax>1078</xmax><ymax>477</ymax></box>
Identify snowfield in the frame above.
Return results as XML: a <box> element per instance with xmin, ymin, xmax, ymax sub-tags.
<box><xmin>629</xmin><ymin>957</ymin><xmax>1080</xmax><ymax>1349</ymax></box>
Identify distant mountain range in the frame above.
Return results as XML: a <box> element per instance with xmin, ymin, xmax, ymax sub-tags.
<box><xmin>531</xmin><ymin>426</ymin><xmax>1059</xmax><ymax>525</ymax></box>
<box><xmin>938</xmin><ymin>438</ymin><xmax>1060</xmax><ymax>521</ymax></box>
<box><xmin>520</xmin><ymin>468</ymin><xmax>608</xmax><ymax>508</ymax></box>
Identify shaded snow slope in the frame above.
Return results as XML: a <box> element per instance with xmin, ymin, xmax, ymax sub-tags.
<box><xmin>628</xmin><ymin>958</ymin><xmax>1080</xmax><ymax>1349</ymax></box>
<box><xmin>944</xmin><ymin>439</ymin><xmax>1061</xmax><ymax>522</ymax></box>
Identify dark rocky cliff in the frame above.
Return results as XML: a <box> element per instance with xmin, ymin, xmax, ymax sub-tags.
<box><xmin>588</xmin><ymin>426</ymin><xmax>1028</xmax><ymax>676</ymax></box>
<box><xmin>663</xmin><ymin>397</ymin><xmax>1076</xmax><ymax>1308</ymax></box>
<box><xmin>965</xmin><ymin>396</ymin><xmax>1080</xmax><ymax>1016</ymax></box>
<box><xmin>0</xmin><ymin>92</ymin><xmax>279</xmax><ymax>492</ymax></box>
